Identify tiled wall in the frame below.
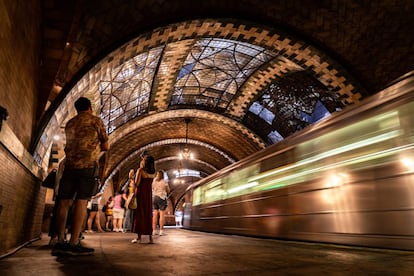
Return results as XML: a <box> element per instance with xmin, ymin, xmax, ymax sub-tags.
<box><xmin>0</xmin><ymin>0</ymin><xmax>45</xmax><ymax>256</ymax></box>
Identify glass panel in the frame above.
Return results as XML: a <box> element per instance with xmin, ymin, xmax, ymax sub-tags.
<box><xmin>172</xmin><ymin>38</ymin><xmax>276</xmax><ymax>109</ymax></box>
<box><xmin>244</xmin><ymin>71</ymin><xmax>343</xmax><ymax>143</ymax></box>
<box><xmin>100</xmin><ymin>46</ymin><xmax>164</xmax><ymax>133</ymax></box>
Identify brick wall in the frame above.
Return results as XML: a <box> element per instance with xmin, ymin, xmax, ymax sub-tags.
<box><xmin>0</xmin><ymin>0</ymin><xmax>40</xmax><ymax>148</ymax></box>
<box><xmin>0</xmin><ymin>145</ymin><xmax>46</xmax><ymax>256</ymax></box>
<box><xmin>0</xmin><ymin>1</ymin><xmax>44</xmax><ymax>256</ymax></box>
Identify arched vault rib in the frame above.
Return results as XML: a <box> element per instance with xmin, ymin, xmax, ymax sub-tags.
<box><xmin>227</xmin><ymin>56</ymin><xmax>304</xmax><ymax>118</ymax></box>
<box><xmin>145</xmin><ymin>138</ymin><xmax>236</xmax><ymax>163</ymax></box>
<box><xmin>152</xmin><ymin>39</ymin><xmax>196</xmax><ymax>111</ymax></box>
<box><xmin>105</xmin><ymin>109</ymin><xmax>265</xmax><ymax>181</ymax></box>
<box><xmin>156</xmin><ymin>156</ymin><xmax>218</xmax><ymax>172</ymax></box>
<box><xmin>108</xmin><ymin>109</ymin><xmax>266</xmax><ymax>150</ymax></box>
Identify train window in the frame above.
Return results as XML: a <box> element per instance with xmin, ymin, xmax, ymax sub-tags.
<box><xmin>223</xmin><ymin>164</ymin><xmax>260</xmax><ymax>198</ymax></box>
<box><xmin>297</xmin><ymin>110</ymin><xmax>401</xmax><ymax>161</ymax></box>
<box><xmin>260</xmin><ymin>149</ymin><xmax>294</xmax><ymax>172</ymax></box>
<box><xmin>247</xmin><ymin>109</ymin><xmax>405</xmax><ymax>192</ymax></box>
<box><xmin>203</xmin><ymin>179</ymin><xmax>225</xmax><ymax>204</ymax></box>
<box><xmin>295</xmin><ymin>110</ymin><xmax>402</xmax><ymax>172</ymax></box>
<box><xmin>193</xmin><ymin>186</ymin><xmax>203</xmax><ymax>206</ymax></box>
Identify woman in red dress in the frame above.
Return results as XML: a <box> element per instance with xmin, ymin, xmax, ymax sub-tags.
<box><xmin>131</xmin><ymin>155</ymin><xmax>156</xmax><ymax>244</ymax></box>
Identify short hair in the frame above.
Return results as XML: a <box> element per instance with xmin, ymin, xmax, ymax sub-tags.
<box><xmin>74</xmin><ymin>97</ymin><xmax>91</xmax><ymax>112</ymax></box>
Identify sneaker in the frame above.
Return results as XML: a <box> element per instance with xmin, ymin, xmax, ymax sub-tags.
<box><xmin>65</xmin><ymin>243</ymin><xmax>94</xmax><ymax>256</ymax></box>
<box><xmin>131</xmin><ymin>238</ymin><xmax>140</xmax><ymax>243</ymax></box>
<box><xmin>51</xmin><ymin>242</ymin><xmax>69</xmax><ymax>256</ymax></box>
<box><xmin>159</xmin><ymin>230</ymin><xmax>163</xmax><ymax>236</ymax></box>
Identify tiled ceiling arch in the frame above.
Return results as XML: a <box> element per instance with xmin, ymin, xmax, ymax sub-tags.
<box><xmin>36</xmin><ymin>19</ymin><xmax>362</xmax><ymax>194</ymax></box>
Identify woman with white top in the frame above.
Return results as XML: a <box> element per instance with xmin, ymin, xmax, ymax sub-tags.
<box><xmin>152</xmin><ymin>170</ymin><xmax>170</xmax><ymax>236</ymax></box>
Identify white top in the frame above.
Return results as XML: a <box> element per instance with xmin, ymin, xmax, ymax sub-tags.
<box><xmin>152</xmin><ymin>178</ymin><xmax>169</xmax><ymax>199</ymax></box>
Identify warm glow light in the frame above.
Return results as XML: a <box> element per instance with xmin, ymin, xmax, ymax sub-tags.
<box><xmin>325</xmin><ymin>172</ymin><xmax>349</xmax><ymax>188</ymax></box>
<box><xmin>178</xmin><ymin>118</ymin><xmax>195</xmax><ymax>160</ymax></box>
<box><xmin>179</xmin><ymin>147</ymin><xmax>194</xmax><ymax>160</ymax></box>
<box><xmin>53</xmin><ymin>135</ymin><xmax>60</xmax><ymax>141</ymax></box>
<box><xmin>401</xmin><ymin>157</ymin><xmax>414</xmax><ymax>170</ymax></box>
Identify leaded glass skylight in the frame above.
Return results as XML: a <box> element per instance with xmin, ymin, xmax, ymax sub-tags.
<box><xmin>244</xmin><ymin>71</ymin><xmax>344</xmax><ymax>144</ymax></box>
<box><xmin>171</xmin><ymin>38</ymin><xmax>276</xmax><ymax>110</ymax></box>
<box><xmin>100</xmin><ymin>46</ymin><xmax>164</xmax><ymax>133</ymax></box>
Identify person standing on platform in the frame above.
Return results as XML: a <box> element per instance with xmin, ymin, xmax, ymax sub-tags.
<box><xmin>86</xmin><ymin>191</ymin><xmax>104</xmax><ymax>233</ymax></box>
<box><xmin>131</xmin><ymin>155</ymin><xmax>156</xmax><ymax>244</ymax></box>
<box><xmin>103</xmin><ymin>196</ymin><xmax>114</xmax><ymax>231</ymax></box>
<box><xmin>175</xmin><ymin>209</ymin><xmax>183</xmax><ymax>227</ymax></box>
<box><xmin>152</xmin><ymin>170</ymin><xmax>170</xmax><ymax>236</ymax></box>
<box><xmin>48</xmin><ymin>158</ymin><xmax>66</xmax><ymax>246</ymax></box>
<box><xmin>122</xmin><ymin>169</ymin><xmax>135</xmax><ymax>232</ymax></box>
<box><xmin>112</xmin><ymin>190</ymin><xmax>125</xmax><ymax>232</ymax></box>
<box><xmin>52</xmin><ymin>97</ymin><xmax>109</xmax><ymax>256</ymax></box>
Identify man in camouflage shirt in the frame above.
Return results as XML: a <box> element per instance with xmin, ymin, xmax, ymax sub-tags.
<box><xmin>52</xmin><ymin>97</ymin><xmax>109</xmax><ymax>256</ymax></box>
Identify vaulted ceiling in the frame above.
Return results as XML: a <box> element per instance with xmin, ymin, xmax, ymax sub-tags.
<box><xmin>35</xmin><ymin>0</ymin><xmax>414</xmax><ymax>205</ymax></box>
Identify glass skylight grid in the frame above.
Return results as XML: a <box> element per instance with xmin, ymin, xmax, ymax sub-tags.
<box><xmin>171</xmin><ymin>38</ymin><xmax>276</xmax><ymax>109</ymax></box>
<box><xmin>100</xmin><ymin>47</ymin><xmax>163</xmax><ymax>133</ymax></box>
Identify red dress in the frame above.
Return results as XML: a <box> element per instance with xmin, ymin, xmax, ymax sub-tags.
<box><xmin>132</xmin><ymin>176</ymin><xmax>153</xmax><ymax>235</ymax></box>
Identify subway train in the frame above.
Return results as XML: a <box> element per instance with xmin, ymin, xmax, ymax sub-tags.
<box><xmin>182</xmin><ymin>71</ymin><xmax>414</xmax><ymax>251</ymax></box>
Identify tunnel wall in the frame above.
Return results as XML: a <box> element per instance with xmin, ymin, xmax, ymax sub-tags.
<box><xmin>0</xmin><ymin>0</ymin><xmax>44</xmax><ymax>256</ymax></box>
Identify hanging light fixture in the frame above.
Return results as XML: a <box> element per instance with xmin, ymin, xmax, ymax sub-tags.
<box><xmin>179</xmin><ymin>118</ymin><xmax>194</xmax><ymax>160</ymax></box>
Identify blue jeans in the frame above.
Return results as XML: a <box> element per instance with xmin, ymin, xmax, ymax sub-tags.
<box><xmin>123</xmin><ymin>209</ymin><xmax>133</xmax><ymax>231</ymax></box>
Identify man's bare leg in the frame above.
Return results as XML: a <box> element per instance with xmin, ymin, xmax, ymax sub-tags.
<box><xmin>56</xmin><ymin>199</ymin><xmax>72</xmax><ymax>242</ymax></box>
<box><xmin>69</xmin><ymin>199</ymin><xmax>88</xmax><ymax>245</ymax></box>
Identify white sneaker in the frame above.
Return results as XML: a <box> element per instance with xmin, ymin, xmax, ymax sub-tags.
<box><xmin>131</xmin><ymin>238</ymin><xmax>140</xmax><ymax>243</ymax></box>
<box><xmin>159</xmin><ymin>230</ymin><xmax>163</xmax><ymax>236</ymax></box>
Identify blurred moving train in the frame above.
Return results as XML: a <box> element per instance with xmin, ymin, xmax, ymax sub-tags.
<box><xmin>182</xmin><ymin>71</ymin><xmax>414</xmax><ymax>251</ymax></box>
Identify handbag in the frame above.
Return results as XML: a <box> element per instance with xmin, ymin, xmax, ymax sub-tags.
<box><xmin>126</xmin><ymin>193</ymin><xmax>137</xmax><ymax>209</ymax></box>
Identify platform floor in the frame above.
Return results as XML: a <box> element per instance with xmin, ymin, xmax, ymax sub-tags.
<box><xmin>1</xmin><ymin>228</ymin><xmax>414</xmax><ymax>275</ymax></box>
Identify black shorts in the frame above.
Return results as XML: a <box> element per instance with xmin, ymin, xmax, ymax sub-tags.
<box><xmin>90</xmin><ymin>203</ymin><xmax>99</xmax><ymax>212</ymax></box>
<box><xmin>58</xmin><ymin>168</ymin><xmax>98</xmax><ymax>200</ymax></box>
<box><xmin>153</xmin><ymin>195</ymin><xmax>168</xmax><ymax>211</ymax></box>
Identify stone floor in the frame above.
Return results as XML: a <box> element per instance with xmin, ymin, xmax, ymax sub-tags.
<box><xmin>1</xmin><ymin>228</ymin><xmax>414</xmax><ymax>276</ymax></box>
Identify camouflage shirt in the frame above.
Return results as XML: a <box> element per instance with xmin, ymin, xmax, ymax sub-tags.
<box><xmin>64</xmin><ymin>111</ymin><xmax>108</xmax><ymax>169</ymax></box>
